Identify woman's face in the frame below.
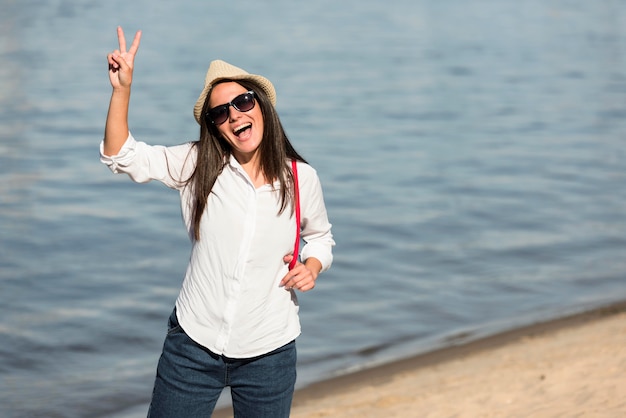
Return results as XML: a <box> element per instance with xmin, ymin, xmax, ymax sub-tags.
<box><xmin>209</xmin><ymin>81</ymin><xmax>264</xmax><ymax>164</ymax></box>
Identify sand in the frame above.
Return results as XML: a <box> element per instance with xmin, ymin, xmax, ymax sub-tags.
<box><xmin>215</xmin><ymin>302</ymin><xmax>626</xmax><ymax>417</ymax></box>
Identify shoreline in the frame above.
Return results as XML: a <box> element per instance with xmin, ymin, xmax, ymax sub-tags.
<box><xmin>214</xmin><ymin>300</ymin><xmax>626</xmax><ymax>417</ymax></box>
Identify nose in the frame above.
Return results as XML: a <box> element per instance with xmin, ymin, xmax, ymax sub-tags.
<box><xmin>227</xmin><ymin>104</ymin><xmax>241</xmax><ymax>122</ymax></box>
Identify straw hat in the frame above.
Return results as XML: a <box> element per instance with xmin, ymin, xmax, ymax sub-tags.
<box><xmin>193</xmin><ymin>60</ymin><xmax>276</xmax><ymax>124</ymax></box>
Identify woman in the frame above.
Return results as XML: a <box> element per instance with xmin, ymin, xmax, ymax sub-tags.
<box><xmin>102</xmin><ymin>27</ymin><xmax>334</xmax><ymax>417</ymax></box>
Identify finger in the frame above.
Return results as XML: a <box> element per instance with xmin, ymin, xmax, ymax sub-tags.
<box><xmin>107</xmin><ymin>50</ymin><xmax>121</xmax><ymax>66</ymax></box>
<box><xmin>110</xmin><ymin>53</ymin><xmax>124</xmax><ymax>67</ymax></box>
<box><xmin>293</xmin><ymin>272</ymin><xmax>312</xmax><ymax>289</ymax></box>
<box><xmin>279</xmin><ymin>273</ymin><xmax>290</xmax><ymax>287</ymax></box>
<box><xmin>296</xmin><ymin>278</ymin><xmax>315</xmax><ymax>292</ymax></box>
<box><xmin>109</xmin><ymin>53</ymin><xmax>126</xmax><ymax>70</ymax></box>
<box><xmin>281</xmin><ymin>271</ymin><xmax>298</xmax><ymax>288</ymax></box>
<box><xmin>280</xmin><ymin>274</ymin><xmax>294</xmax><ymax>287</ymax></box>
<box><xmin>127</xmin><ymin>30</ymin><xmax>142</xmax><ymax>56</ymax></box>
<box><xmin>298</xmin><ymin>282</ymin><xmax>314</xmax><ymax>292</ymax></box>
<box><xmin>117</xmin><ymin>26</ymin><xmax>127</xmax><ymax>53</ymax></box>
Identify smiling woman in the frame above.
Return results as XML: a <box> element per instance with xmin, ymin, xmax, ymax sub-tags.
<box><xmin>100</xmin><ymin>27</ymin><xmax>335</xmax><ymax>418</ymax></box>
<box><xmin>208</xmin><ymin>83</ymin><xmax>266</xmax><ymax>181</ymax></box>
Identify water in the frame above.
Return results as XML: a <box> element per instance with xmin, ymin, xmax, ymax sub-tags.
<box><xmin>2</xmin><ymin>0</ymin><xmax>626</xmax><ymax>416</ymax></box>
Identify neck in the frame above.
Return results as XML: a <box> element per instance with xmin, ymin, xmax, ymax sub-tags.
<box><xmin>234</xmin><ymin>152</ymin><xmax>266</xmax><ymax>187</ymax></box>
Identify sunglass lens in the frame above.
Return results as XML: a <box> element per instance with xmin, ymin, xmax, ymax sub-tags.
<box><xmin>208</xmin><ymin>105</ymin><xmax>229</xmax><ymax>125</ymax></box>
<box><xmin>232</xmin><ymin>92</ymin><xmax>255</xmax><ymax>112</ymax></box>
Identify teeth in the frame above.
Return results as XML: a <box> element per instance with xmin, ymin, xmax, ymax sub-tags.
<box><xmin>234</xmin><ymin>123</ymin><xmax>251</xmax><ymax>135</ymax></box>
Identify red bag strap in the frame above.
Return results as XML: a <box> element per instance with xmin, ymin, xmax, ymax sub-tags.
<box><xmin>289</xmin><ymin>160</ymin><xmax>300</xmax><ymax>270</ymax></box>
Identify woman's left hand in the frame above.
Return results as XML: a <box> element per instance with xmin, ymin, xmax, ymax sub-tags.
<box><xmin>280</xmin><ymin>255</ymin><xmax>322</xmax><ymax>292</ymax></box>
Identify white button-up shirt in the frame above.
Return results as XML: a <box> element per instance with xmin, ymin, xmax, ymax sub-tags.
<box><xmin>100</xmin><ymin>133</ymin><xmax>334</xmax><ymax>358</ymax></box>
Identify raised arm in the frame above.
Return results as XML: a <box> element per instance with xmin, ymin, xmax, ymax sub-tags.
<box><xmin>104</xmin><ymin>26</ymin><xmax>142</xmax><ymax>156</ymax></box>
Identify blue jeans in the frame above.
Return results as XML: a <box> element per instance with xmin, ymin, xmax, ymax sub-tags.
<box><xmin>147</xmin><ymin>309</ymin><xmax>297</xmax><ymax>418</ymax></box>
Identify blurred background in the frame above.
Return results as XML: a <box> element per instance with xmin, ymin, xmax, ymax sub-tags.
<box><xmin>1</xmin><ymin>0</ymin><xmax>626</xmax><ymax>416</ymax></box>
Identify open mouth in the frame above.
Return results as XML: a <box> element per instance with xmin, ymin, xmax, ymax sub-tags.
<box><xmin>233</xmin><ymin>123</ymin><xmax>252</xmax><ymax>137</ymax></box>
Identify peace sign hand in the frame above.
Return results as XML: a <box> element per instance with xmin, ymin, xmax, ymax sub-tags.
<box><xmin>107</xmin><ymin>26</ymin><xmax>142</xmax><ymax>90</ymax></box>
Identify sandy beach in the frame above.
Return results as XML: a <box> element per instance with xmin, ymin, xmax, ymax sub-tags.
<box><xmin>215</xmin><ymin>302</ymin><xmax>626</xmax><ymax>417</ymax></box>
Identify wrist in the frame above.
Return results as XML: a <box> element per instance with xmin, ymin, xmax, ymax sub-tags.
<box><xmin>304</xmin><ymin>258</ymin><xmax>322</xmax><ymax>280</ymax></box>
<box><xmin>112</xmin><ymin>85</ymin><xmax>131</xmax><ymax>95</ymax></box>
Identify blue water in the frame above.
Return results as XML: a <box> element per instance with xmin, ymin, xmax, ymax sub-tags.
<box><xmin>2</xmin><ymin>0</ymin><xmax>626</xmax><ymax>416</ymax></box>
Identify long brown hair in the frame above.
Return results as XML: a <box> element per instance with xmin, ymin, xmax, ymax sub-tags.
<box><xmin>185</xmin><ymin>79</ymin><xmax>307</xmax><ymax>241</ymax></box>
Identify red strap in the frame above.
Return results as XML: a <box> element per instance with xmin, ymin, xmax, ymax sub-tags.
<box><xmin>289</xmin><ymin>160</ymin><xmax>300</xmax><ymax>270</ymax></box>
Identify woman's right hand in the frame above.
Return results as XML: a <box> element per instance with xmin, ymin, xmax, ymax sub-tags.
<box><xmin>107</xmin><ymin>26</ymin><xmax>142</xmax><ymax>90</ymax></box>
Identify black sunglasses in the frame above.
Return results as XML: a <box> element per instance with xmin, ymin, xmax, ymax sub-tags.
<box><xmin>205</xmin><ymin>91</ymin><xmax>257</xmax><ymax>126</ymax></box>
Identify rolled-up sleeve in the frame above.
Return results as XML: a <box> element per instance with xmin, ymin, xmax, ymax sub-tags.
<box><xmin>100</xmin><ymin>133</ymin><xmax>142</xmax><ymax>176</ymax></box>
<box><xmin>99</xmin><ymin>132</ymin><xmax>195</xmax><ymax>189</ymax></box>
<box><xmin>298</xmin><ymin>164</ymin><xmax>335</xmax><ymax>272</ymax></box>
